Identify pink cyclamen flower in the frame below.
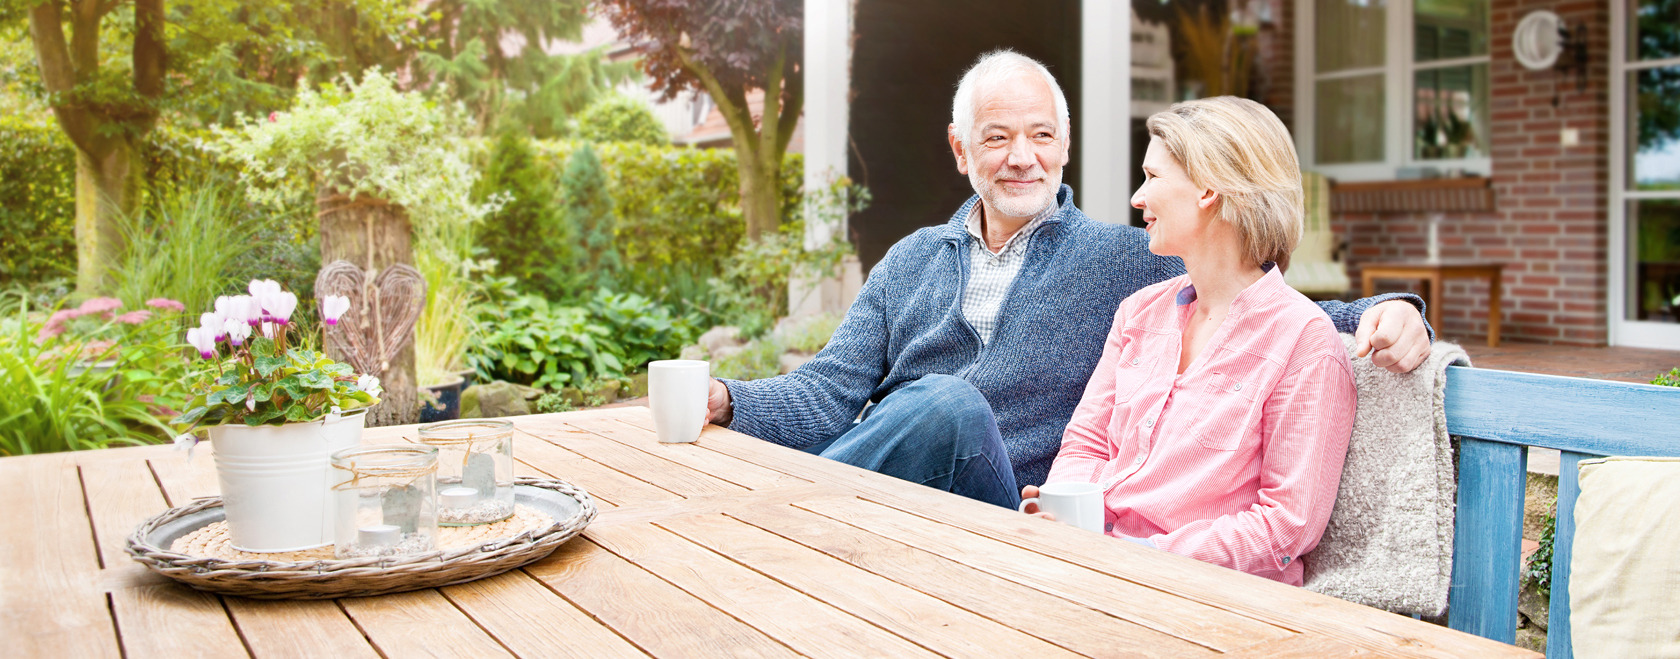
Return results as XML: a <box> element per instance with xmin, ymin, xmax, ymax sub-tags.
<box><xmin>224</xmin><ymin>318</ymin><xmax>252</xmax><ymax>347</ymax></box>
<box><xmin>114</xmin><ymin>310</ymin><xmax>152</xmax><ymax>325</ymax></box>
<box><xmin>186</xmin><ymin>327</ymin><xmax>216</xmax><ymax>359</ymax></box>
<box><xmin>200</xmin><ymin>312</ymin><xmax>225</xmax><ymax>341</ymax></box>
<box><xmin>321</xmin><ymin>295</ymin><xmax>351</xmax><ymax>326</ymax></box>
<box><xmin>264</xmin><ymin>291</ymin><xmax>299</xmax><ymax>324</ymax></box>
<box><xmin>268</xmin><ymin>112</ymin><xmax>278</xmax><ymax>123</ymax></box>
<box><xmin>77</xmin><ymin>297</ymin><xmax>122</xmax><ymax>315</ymax></box>
<box><xmin>145</xmin><ymin>298</ymin><xmax>185</xmax><ymax>312</ymax></box>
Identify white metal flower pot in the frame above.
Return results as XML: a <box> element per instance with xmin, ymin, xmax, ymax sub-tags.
<box><xmin>208</xmin><ymin>409</ymin><xmax>366</xmax><ymax>552</ymax></box>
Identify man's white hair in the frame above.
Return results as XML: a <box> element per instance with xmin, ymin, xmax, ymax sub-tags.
<box><xmin>951</xmin><ymin>50</ymin><xmax>1071</xmax><ymax>146</ymax></box>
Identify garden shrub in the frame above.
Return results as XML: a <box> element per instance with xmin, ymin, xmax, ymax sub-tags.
<box><xmin>0</xmin><ymin>115</ymin><xmax>76</xmax><ymax>284</ymax></box>
<box><xmin>573</xmin><ymin>94</ymin><xmax>669</xmax><ymax>145</ymax></box>
<box><xmin>560</xmin><ymin>144</ymin><xmax>623</xmax><ymax>292</ymax></box>
<box><xmin>467</xmin><ymin>289</ymin><xmax>697</xmax><ymax>391</ymax></box>
<box><xmin>0</xmin><ymin>294</ymin><xmax>199</xmax><ymax>455</ymax></box>
<box><xmin>475</xmin><ymin>131</ymin><xmax>575</xmax><ymax>299</ymax></box>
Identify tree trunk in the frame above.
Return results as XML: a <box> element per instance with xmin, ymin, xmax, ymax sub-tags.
<box><xmin>738</xmin><ymin>147</ymin><xmax>782</xmax><ymax>240</ymax></box>
<box><xmin>318</xmin><ymin>190</ymin><xmax>419</xmax><ymax>427</ymax></box>
<box><xmin>73</xmin><ymin>137</ymin><xmax>143</xmax><ymax>294</ymax></box>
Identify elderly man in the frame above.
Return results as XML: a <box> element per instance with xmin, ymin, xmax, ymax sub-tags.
<box><xmin>704</xmin><ymin>50</ymin><xmax>1429</xmax><ymax>508</ymax></box>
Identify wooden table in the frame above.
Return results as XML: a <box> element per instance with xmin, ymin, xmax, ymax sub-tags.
<box><xmin>3</xmin><ymin>407</ymin><xmax>1536</xmax><ymax>658</ymax></box>
<box><xmin>1362</xmin><ymin>261</ymin><xmax>1504</xmax><ymax>346</ymax></box>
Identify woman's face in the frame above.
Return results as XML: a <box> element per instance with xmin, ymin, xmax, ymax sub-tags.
<box><xmin>1130</xmin><ymin>138</ymin><xmax>1214</xmax><ymax>259</ymax></box>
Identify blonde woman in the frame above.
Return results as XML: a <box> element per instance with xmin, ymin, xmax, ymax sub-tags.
<box><xmin>1025</xmin><ymin>97</ymin><xmax>1356</xmax><ymax>585</ymax></box>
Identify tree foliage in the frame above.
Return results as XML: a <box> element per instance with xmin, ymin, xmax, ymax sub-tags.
<box><xmin>412</xmin><ymin>0</ymin><xmax>638</xmax><ymax>137</ymax></box>
<box><xmin>599</xmin><ymin>0</ymin><xmax>803</xmax><ymax>239</ymax></box>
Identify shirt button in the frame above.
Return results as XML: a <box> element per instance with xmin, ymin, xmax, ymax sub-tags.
<box><xmin>1143</xmin><ymin>419</ymin><xmax>1154</xmax><ymax>428</ymax></box>
<box><xmin>1233</xmin><ymin>383</ymin><xmax>1243</xmax><ymax>392</ymax></box>
<box><xmin>1131</xmin><ymin>358</ymin><xmax>1141</xmax><ymax>366</ymax></box>
<box><xmin>1132</xmin><ymin>456</ymin><xmax>1144</xmax><ymax>466</ymax></box>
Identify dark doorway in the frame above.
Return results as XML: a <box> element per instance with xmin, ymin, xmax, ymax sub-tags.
<box><xmin>847</xmin><ymin>0</ymin><xmax>1082</xmax><ymax>271</ymax></box>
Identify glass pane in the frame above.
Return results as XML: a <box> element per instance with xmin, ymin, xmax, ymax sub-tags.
<box><xmin>1626</xmin><ymin>199</ymin><xmax>1680</xmax><ymax>323</ymax></box>
<box><xmin>1316</xmin><ymin>75</ymin><xmax>1385</xmax><ymax>163</ymax></box>
<box><xmin>1316</xmin><ymin>0</ymin><xmax>1387</xmax><ymax>73</ymax></box>
<box><xmin>1414</xmin><ymin>0</ymin><xmax>1487</xmax><ymax>62</ymax></box>
<box><xmin>1632</xmin><ymin>0</ymin><xmax>1680</xmax><ymax>61</ymax></box>
<box><xmin>1631</xmin><ymin>67</ymin><xmax>1680</xmax><ymax>190</ymax></box>
<box><xmin>1414</xmin><ymin>64</ymin><xmax>1489</xmax><ymax>159</ymax></box>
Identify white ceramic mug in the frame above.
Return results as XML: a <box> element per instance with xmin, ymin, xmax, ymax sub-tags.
<box><xmin>649</xmin><ymin>360</ymin><xmax>710</xmax><ymax>444</ymax></box>
<box><xmin>1018</xmin><ymin>482</ymin><xmax>1104</xmax><ymax>533</ymax></box>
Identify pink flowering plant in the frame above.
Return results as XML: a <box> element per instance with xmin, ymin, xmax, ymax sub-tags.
<box><xmin>174</xmin><ymin>281</ymin><xmax>382</xmax><ymax>430</ymax></box>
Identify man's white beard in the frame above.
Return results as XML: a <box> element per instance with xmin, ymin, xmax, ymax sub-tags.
<box><xmin>971</xmin><ymin>165</ymin><xmax>1062</xmax><ymax>220</ymax></box>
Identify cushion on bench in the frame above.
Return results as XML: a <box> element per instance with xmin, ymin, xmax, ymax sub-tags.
<box><xmin>1303</xmin><ymin>336</ymin><xmax>1469</xmax><ymax>617</ymax></box>
<box><xmin>1570</xmin><ymin>456</ymin><xmax>1680</xmax><ymax>659</ymax></box>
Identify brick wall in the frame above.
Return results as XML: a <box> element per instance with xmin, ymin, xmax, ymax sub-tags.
<box><xmin>1318</xmin><ymin>0</ymin><xmax>1613</xmax><ymax>345</ymax></box>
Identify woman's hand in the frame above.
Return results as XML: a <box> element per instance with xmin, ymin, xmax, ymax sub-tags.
<box><xmin>1018</xmin><ymin>485</ymin><xmax>1058</xmax><ymax>521</ymax></box>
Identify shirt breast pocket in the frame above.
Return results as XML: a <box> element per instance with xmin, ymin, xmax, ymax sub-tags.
<box><xmin>1112</xmin><ymin>343</ymin><xmax>1156</xmax><ymax>404</ymax></box>
<box><xmin>1192</xmin><ymin>372</ymin><xmax>1262</xmax><ymax>451</ymax></box>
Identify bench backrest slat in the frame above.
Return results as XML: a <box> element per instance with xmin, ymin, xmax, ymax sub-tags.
<box><xmin>1442</xmin><ymin>365</ymin><xmax>1680</xmax><ymax>659</ymax></box>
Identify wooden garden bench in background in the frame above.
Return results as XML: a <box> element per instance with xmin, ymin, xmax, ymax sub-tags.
<box><xmin>1444</xmin><ymin>366</ymin><xmax>1680</xmax><ymax>658</ymax></box>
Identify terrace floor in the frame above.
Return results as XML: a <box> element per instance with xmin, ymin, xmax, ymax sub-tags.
<box><xmin>1458</xmin><ymin>340</ymin><xmax>1679</xmax><ymax>384</ymax></box>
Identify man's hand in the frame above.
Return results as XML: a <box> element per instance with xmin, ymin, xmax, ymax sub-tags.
<box><xmin>1354</xmin><ymin>299</ymin><xmax>1431</xmax><ymax>373</ymax></box>
<box><xmin>706</xmin><ymin>378</ymin><xmax>733</xmax><ymax>427</ymax></box>
<box><xmin>1018</xmin><ymin>485</ymin><xmax>1057</xmax><ymax>521</ymax></box>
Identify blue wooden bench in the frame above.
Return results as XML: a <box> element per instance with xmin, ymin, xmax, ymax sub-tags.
<box><xmin>1444</xmin><ymin>365</ymin><xmax>1680</xmax><ymax>658</ymax></box>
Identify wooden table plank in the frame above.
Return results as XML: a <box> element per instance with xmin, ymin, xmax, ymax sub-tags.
<box><xmin>339</xmin><ymin>589</ymin><xmax>513</xmax><ymax>657</ymax></box>
<box><xmin>792</xmin><ymin>497</ymin><xmax>1288</xmax><ymax>652</ymax></box>
<box><xmin>524</xmin><ymin>537</ymin><xmax>797</xmax><ymax>658</ymax></box>
<box><xmin>147</xmin><ymin>449</ymin><xmax>221</xmax><ymax>506</ymax></box>
<box><xmin>1222</xmin><ymin>634</ymin><xmax>1387</xmax><ymax>658</ymax></box>
<box><xmin>626</xmin><ymin>409</ymin><xmax>1537</xmax><ymax>658</ymax></box>
<box><xmin>224</xmin><ymin>599</ymin><xmax>380</xmax><ymax>658</ymax></box>
<box><xmin>512</xmin><ymin>432</ymin><xmax>682</xmax><ymax>508</ymax></box>
<box><xmin>588</xmin><ymin>521</ymin><xmax>942</xmax><ymax>658</ymax></box>
<box><xmin>652</xmin><ymin>511</ymin><xmax>1083</xmax><ymax>658</ymax></box>
<box><xmin>726</xmin><ymin>501</ymin><xmax>1216</xmax><ymax>658</ymax></box>
<box><xmin>441</xmin><ymin>569</ymin><xmax>647</xmax><ymax>659</ymax></box>
<box><xmin>539</xmin><ymin>413</ymin><xmax>812</xmax><ymax>490</ymax></box>
<box><xmin>79</xmin><ymin>458</ymin><xmax>171</xmax><ymax>579</ymax></box>
<box><xmin>513</xmin><ymin>422</ymin><xmax>750</xmax><ymax>499</ymax></box>
<box><xmin>0</xmin><ymin>455</ymin><xmax>122</xmax><ymax>658</ymax></box>
<box><xmin>109</xmin><ymin>585</ymin><xmax>247</xmax><ymax>659</ymax></box>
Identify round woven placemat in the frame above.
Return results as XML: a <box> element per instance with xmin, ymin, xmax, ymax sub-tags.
<box><xmin>127</xmin><ymin>477</ymin><xmax>596</xmax><ymax>600</ymax></box>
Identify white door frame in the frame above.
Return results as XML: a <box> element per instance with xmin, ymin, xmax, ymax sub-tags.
<box><xmin>1609</xmin><ymin>0</ymin><xmax>1680</xmax><ymax>348</ymax></box>
<box><xmin>1079</xmin><ymin>0</ymin><xmax>1132</xmax><ymax>225</ymax></box>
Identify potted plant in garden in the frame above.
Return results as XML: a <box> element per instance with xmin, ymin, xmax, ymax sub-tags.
<box><xmin>174</xmin><ymin>280</ymin><xmax>382</xmax><ymax>552</ymax></box>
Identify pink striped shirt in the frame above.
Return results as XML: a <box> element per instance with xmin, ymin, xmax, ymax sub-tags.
<box><xmin>1048</xmin><ymin>267</ymin><xmax>1356</xmax><ymax>586</ymax></box>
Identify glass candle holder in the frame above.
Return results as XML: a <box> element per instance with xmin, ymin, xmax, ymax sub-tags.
<box><xmin>417</xmin><ymin>419</ymin><xmax>516</xmax><ymax>526</ymax></box>
<box><xmin>329</xmin><ymin>445</ymin><xmax>438</xmax><ymax>559</ymax></box>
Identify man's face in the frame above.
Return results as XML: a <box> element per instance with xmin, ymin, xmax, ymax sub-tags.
<box><xmin>948</xmin><ymin>73</ymin><xmax>1070</xmax><ymax>224</ymax></box>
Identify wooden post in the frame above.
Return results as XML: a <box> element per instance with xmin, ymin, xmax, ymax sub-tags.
<box><xmin>317</xmin><ymin>189</ymin><xmax>419</xmax><ymax>427</ymax></box>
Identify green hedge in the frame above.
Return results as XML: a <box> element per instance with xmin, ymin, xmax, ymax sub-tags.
<box><xmin>0</xmin><ymin>116</ymin><xmax>76</xmax><ymax>284</ymax></box>
<box><xmin>521</xmin><ymin>140</ymin><xmax>802</xmax><ymax>305</ymax></box>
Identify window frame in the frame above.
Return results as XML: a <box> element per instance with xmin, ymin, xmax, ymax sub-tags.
<box><xmin>1295</xmin><ymin>0</ymin><xmax>1494</xmax><ymax>181</ymax></box>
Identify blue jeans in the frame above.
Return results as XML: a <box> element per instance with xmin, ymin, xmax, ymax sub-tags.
<box><xmin>802</xmin><ymin>374</ymin><xmax>1020</xmax><ymax>509</ymax></box>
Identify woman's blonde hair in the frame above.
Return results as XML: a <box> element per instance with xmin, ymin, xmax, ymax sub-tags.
<box><xmin>1145</xmin><ymin>97</ymin><xmax>1303</xmax><ymax>266</ymax></box>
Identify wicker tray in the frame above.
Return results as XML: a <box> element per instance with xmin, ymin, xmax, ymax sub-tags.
<box><xmin>126</xmin><ymin>477</ymin><xmax>596</xmax><ymax>599</ymax></box>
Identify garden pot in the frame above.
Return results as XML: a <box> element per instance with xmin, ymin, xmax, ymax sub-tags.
<box><xmin>419</xmin><ymin>376</ymin><xmax>466</xmax><ymax>423</ymax></box>
<box><xmin>208</xmin><ymin>408</ymin><xmax>366</xmax><ymax>552</ymax></box>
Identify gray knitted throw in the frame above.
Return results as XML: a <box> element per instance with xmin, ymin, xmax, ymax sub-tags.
<box><xmin>1303</xmin><ymin>336</ymin><xmax>1469</xmax><ymax>617</ymax></box>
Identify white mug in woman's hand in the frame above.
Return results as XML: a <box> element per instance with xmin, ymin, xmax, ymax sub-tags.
<box><xmin>1018</xmin><ymin>482</ymin><xmax>1104</xmax><ymax>532</ymax></box>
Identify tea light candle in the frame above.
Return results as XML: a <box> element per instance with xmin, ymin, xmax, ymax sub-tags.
<box><xmin>357</xmin><ymin>524</ymin><xmax>401</xmax><ymax>547</ymax></box>
<box><xmin>440</xmin><ymin>486</ymin><xmax>479</xmax><ymax>509</ymax></box>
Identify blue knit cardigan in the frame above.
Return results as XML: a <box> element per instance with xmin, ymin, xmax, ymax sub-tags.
<box><xmin>723</xmin><ymin>186</ymin><xmax>1413</xmax><ymax>487</ymax></box>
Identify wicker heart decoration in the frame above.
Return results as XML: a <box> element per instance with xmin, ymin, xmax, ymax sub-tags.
<box><xmin>315</xmin><ymin>260</ymin><xmax>425</xmax><ymax>376</ymax></box>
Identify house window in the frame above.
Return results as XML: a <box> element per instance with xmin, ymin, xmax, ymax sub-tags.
<box><xmin>1300</xmin><ymin>0</ymin><xmax>1491</xmax><ymax>180</ymax></box>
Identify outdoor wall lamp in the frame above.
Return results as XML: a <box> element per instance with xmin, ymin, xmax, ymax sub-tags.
<box><xmin>1512</xmin><ymin>10</ymin><xmax>1589</xmax><ymax>107</ymax></box>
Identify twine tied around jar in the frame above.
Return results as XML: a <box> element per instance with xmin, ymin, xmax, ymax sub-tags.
<box><xmin>332</xmin><ymin>454</ymin><xmax>438</xmax><ymax>492</ymax></box>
